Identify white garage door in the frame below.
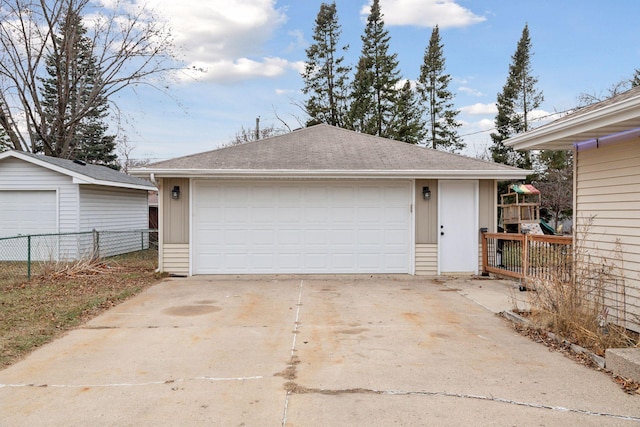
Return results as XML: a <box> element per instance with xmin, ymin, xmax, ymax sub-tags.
<box><xmin>193</xmin><ymin>180</ymin><xmax>412</xmax><ymax>274</ymax></box>
<box><xmin>0</xmin><ymin>190</ymin><xmax>57</xmax><ymax>238</ymax></box>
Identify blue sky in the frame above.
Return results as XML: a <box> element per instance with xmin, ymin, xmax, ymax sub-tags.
<box><xmin>114</xmin><ymin>0</ymin><xmax>640</xmax><ymax>161</ymax></box>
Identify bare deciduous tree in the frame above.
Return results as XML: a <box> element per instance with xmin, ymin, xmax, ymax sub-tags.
<box><xmin>0</xmin><ymin>0</ymin><xmax>177</xmax><ymax>157</ymax></box>
<box><xmin>226</xmin><ymin>118</ymin><xmax>286</xmax><ymax>147</ymax></box>
<box><xmin>534</xmin><ymin>166</ymin><xmax>573</xmax><ymax>232</ymax></box>
<box><xmin>117</xmin><ymin>135</ymin><xmax>150</xmax><ymax>173</ymax></box>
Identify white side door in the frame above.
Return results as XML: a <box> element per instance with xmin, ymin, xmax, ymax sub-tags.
<box><xmin>438</xmin><ymin>180</ymin><xmax>478</xmax><ymax>274</ymax></box>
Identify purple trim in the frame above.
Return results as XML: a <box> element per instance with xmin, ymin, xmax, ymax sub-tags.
<box><xmin>573</xmin><ymin>127</ymin><xmax>640</xmax><ymax>152</ymax></box>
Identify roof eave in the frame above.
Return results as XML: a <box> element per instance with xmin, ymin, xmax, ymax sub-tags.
<box><xmin>1</xmin><ymin>150</ymin><xmax>155</xmax><ymax>190</ymax></box>
<box><xmin>71</xmin><ymin>176</ymin><xmax>155</xmax><ymax>191</ymax></box>
<box><xmin>131</xmin><ymin>168</ymin><xmax>529</xmax><ymax>181</ymax></box>
<box><xmin>506</xmin><ymin>93</ymin><xmax>640</xmax><ymax>150</ymax></box>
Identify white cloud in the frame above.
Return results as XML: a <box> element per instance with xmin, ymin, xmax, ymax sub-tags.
<box><xmin>459</xmin><ymin>102</ymin><xmax>497</xmax><ymax>115</ymax></box>
<box><xmin>458</xmin><ymin>86</ymin><xmax>485</xmax><ymax>97</ymax></box>
<box><xmin>287</xmin><ymin>30</ymin><xmax>307</xmax><ymax>53</ymax></box>
<box><xmin>125</xmin><ymin>0</ymin><xmax>300</xmax><ymax>83</ymax></box>
<box><xmin>528</xmin><ymin>109</ymin><xmax>560</xmax><ymax>123</ymax></box>
<box><xmin>477</xmin><ymin>118</ymin><xmax>495</xmax><ymax>131</ymax></box>
<box><xmin>361</xmin><ymin>0</ymin><xmax>485</xmax><ymax>28</ymax></box>
<box><xmin>179</xmin><ymin>57</ymin><xmax>299</xmax><ymax>84</ymax></box>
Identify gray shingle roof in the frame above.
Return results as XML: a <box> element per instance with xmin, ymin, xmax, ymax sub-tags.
<box><xmin>148</xmin><ymin>124</ymin><xmax>523</xmax><ymax>173</ymax></box>
<box><xmin>14</xmin><ymin>151</ymin><xmax>155</xmax><ymax>189</ymax></box>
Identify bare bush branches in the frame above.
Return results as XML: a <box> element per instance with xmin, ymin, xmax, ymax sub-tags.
<box><xmin>0</xmin><ymin>0</ymin><xmax>178</xmax><ymax>157</ymax></box>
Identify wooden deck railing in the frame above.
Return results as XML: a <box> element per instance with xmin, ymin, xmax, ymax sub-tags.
<box><xmin>482</xmin><ymin>232</ymin><xmax>573</xmax><ymax>282</ymax></box>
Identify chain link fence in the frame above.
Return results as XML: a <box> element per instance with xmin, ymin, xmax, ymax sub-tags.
<box><xmin>0</xmin><ymin>229</ymin><xmax>158</xmax><ymax>282</ymax></box>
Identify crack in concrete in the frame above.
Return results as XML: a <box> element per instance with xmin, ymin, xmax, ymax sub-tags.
<box><xmin>281</xmin><ymin>382</ymin><xmax>640</xmax><ymax>422</ymax></box>
<box><xmin>0</xmin><ymin>375</ymin><xmax>263</xmax><ymax>389</ymax></box>
<box><xmin>281</xmin><ymin>279</ymin><xmax>305</xmax><ymax>427</ymax></box>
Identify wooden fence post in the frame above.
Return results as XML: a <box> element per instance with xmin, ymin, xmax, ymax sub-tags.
<box><xmin>481</xmin><ymin>228</ymin><xmax>489</xmax><ymax>276</ymax></box>
<box><xmin>522</xmin><ymin>232</ymin><xmax>529</xmax><ymax>282</ymax></box>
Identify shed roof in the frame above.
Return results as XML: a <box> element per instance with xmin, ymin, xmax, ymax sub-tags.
<box><xmin>507</xmin><ymin>86</ymin><xmax>640</xmax><ymax>150</ymax></box>
<box><xmin>136</xmin><ymin>124</ymin><xmax>527</xmax><ymax>180</ymax></box>
<box><xmin>0</xmin><ymin>150</ymin><xmax>155</xmax><ymax>191</ymax></box>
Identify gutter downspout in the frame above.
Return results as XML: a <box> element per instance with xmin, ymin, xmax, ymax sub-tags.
<box><xmin>149</xmin><ymin>173</ymin><xmax>161</xmax><ymax>273</ymax></box>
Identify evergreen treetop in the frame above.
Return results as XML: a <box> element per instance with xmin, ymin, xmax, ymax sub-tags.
<box><xmin>418</xmin><ymin>25</ymin><xmax>463</xmax><ymax>152</ymax></box>
<box><xmin>490</xmin><ymin>24</ymin><xmax>543</xmax><ymax>169</ymax></box>
<box><xmin>39</xmin><ymin>10</ymin><xmax>118</xmax><ymax>168</ymax></box>
<box><xmin>348</xmin><ymin>0</ymin><xmax>401</xmax><ymax>138</ymax></box>
<box><xmin>302</xmin><ymin>2</ymin><xmax>350</xmax><ymax>127</ymax></box>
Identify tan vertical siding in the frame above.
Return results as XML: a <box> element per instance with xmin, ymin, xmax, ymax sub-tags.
<box><xmin>575</xmin><ymin>138</ymin><xmax>640</xmax><ymax>332</ymax></box>
<box><xmin>162</xmin><ymin>243</ymin><xmax>189</xmax><ymax>275</ymax></box>
<box><xmin>415</xmin><ymin>244</ymin><xmax>437</xmax><ymax>275</ymax></box>
<box><xmin>415</xmin><ymin>179</ymin><xmax>438</xmax><ymax>244</ymax></box>
<box><xmin>163</xmin><ymin>178</ymin><xmax>189</xmax><ymax>244</ymax></box>
<box><xmin>478</xmin><ymin>180</ymin><xmax>497</xmax><ymax>274</ymax></box>
<box><xmin>478</xmin><ymin>180</ymin><xmax>497</xmax><ymax>232</ymax></box>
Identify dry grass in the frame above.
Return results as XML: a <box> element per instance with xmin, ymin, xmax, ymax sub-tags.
<box><xmin>0</xmin><ymin>250</ymin><xmax>163</xmax><ymax>367</ymax></box>
<box><xmin>524</xmin><ymin>220</ymin><xmax>640</xmax><ymax>357</ymax></box>
<box><xmin>525</xmin><ymin>277</ymin><xmax>638</xmax><ymax>356</ymax></box>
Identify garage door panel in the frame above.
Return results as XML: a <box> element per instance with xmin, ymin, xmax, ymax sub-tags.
<box><xmin>251</xmin><ymin>253</ymin><xmax>275</xmax><ymax>269</ymax></box>
<box><xmin>385</xmin><ymin>254</ymin><xmax>407</xmax><ymax>269</ymax></box>
<box><xmin>304</xmin><ymin>207</ymin><xmax>329</xmax><ymax>222</ymax></box>
<box><xmin>305</xmin><ymin>253</ymin><xmax>327</xmax><ymax>269</ymax></box>
<box><xmin>251</xmin><ymin>229</ymin><xmax>274</xmax><ymax>245</ymax></box>
<box><xmin>279</xmin><ymin>208</ymin><xmax>302</xmax><ymax>222</ymax></box>
<box><xmin>252</xmin><ymin>207</ymin><xmax>276</xmax><ymax>222</ymax></box>
<box><xmin>0</xmin><ymin>190</ymin><xmax>57</xmax><ymax>238</ymax></box>
<box><xmin>331</xmin><ymin>208</ymin><xmax>355</xmax><ymax>222</ymax></box>
<box><xmin>330</xmin><ymin>229</ymin><xmax>355</xmax><ymax>245</ymax></box>
<box><xmin>279</xmin><ymin>253</ymin><xmax>302</xmax><ymax>269</ymax></box>
<box><xmin>250</xmin><ymin>186</ymin><xmax>277</xmax><ymax>203</ymax></box>
<box><xmin>193</xmin><ymin>181</ymin><xmax>411</xmax><ymax>274</ymax></box>
<box><xmin>386</xmin><ymin>229</ymin><xmax>409</xmax><ymax>244</ymax></box>
<box><xmin>385</xmin><ymin>206</ymin><xmax>408</xmax><ymax>222</ymax></box>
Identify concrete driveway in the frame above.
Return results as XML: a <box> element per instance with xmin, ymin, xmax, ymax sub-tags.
<box><xmin>1</xmin><ymin>275</ymin><xmax>639</xmax><ymax>426</ymax></box>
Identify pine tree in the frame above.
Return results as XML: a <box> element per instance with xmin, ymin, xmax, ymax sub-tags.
<box><xmin>390</xmin><ymin>81</ymin><xmax>425</xmax><ymax>144</ymax></box>
<box><xmin>632</xmin><ymin>69</ymin><xmax>640</xmax><ymax>87</ymax></box>
<box><xmin>418</xmin><ymin>25</ymin><xmax>463</xmax><ymax>152</ymax></box>
<box><xmin>301</xmin><ymin>2</ymin><xmax>350</xmax><ymax>127</ymax></box>
<box><xmin>348</xmin><ymin>0</ymin><xmax>401</xmax><ymax>138</ymax></box>
<box><xmin>490</xmin><ymin>24</ymin><xmax>543</xmax><ymax>169</ymax></box>
<box><xmin>38</xmin><ymin>10</ymin><xmax>118</xmax><ymax>168</ymax></box>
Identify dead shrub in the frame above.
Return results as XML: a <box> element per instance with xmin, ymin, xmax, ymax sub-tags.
<box><xmin>525</xmin><ymin>217</ymin><xmax>640</xmax><ymax>356</ymax></box>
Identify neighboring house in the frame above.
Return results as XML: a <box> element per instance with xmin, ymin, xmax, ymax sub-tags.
<box><xmin>133</xmin><ymin>124</ymin><xmax>527</xmax><ymax>276</ymax></box>
<box><xmin>0</xmin><ymin>150</ymin><xmax>156</xmax><ymax>260</ymax></box>
<box><xmin>148</xmin><ymin>191</ymin><xmax>159</xmax><ymax>229</ymax></box>
<box><xmin>506</xmin><ymin>86</ymin><xmax>640</xmax><ymax>333</ymax></box>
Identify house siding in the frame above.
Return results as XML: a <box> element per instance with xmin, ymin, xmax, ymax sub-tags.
<box><xmin>162</xmin><ymin>243</ymin><xmax>190</xmax><ymax>276</ymax></box>
<box><xmin>79</xmin><ymin>185</ymin><xmax>149</xmax><ymax>258</ymax></box>
<box><xmin>415</xmin><ymin>179</ymin><xmax>438</xmax><ymax>244</ymax></box>
<box><xmin>163</xmin><ymin>178</ymin><xmax>189</xmax><ymax>244</ymax></box>
<box><xmin>479</xmin><ymin>180</ymin><xmax>497</xmax><ymax>273</ymax></box>
<box><xmin>415</xmin><ymin>243</ymin><xmax>437</xmax><ymax>275</ymax></box>
<box><xmin>479</xmin><ymin>180</ymin><xmax>497</xmax><ymax>233</ymax></box>
<box><xmin>79</xmin><ymin>185</ymin><xmax>148</xmax><ymax>231</ymax></box>
<box><xmin>415</xmin><ymin>180</ymin><xmax>437</xmax><ymax>274</ymax></box>
<box><xmin>575</xmin><ymin>138</ymin><xmax>640</xmax><ymax>332</ymax></box>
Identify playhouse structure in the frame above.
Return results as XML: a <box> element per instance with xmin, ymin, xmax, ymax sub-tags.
<box><xmin>499</xmin><ymin>184</ymin><xmax>545</xmax><ymax>234</ymax></box>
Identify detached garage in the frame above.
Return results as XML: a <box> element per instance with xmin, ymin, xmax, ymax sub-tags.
<box><xmin>134</xmin><ymin>124</ymin><xmax>528</xmax><ymax>276</ymax></box>
<box><xmin>0</xmin><ymin>150</ymin><xmax>156</xmax><ymax>260</ymax></box>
